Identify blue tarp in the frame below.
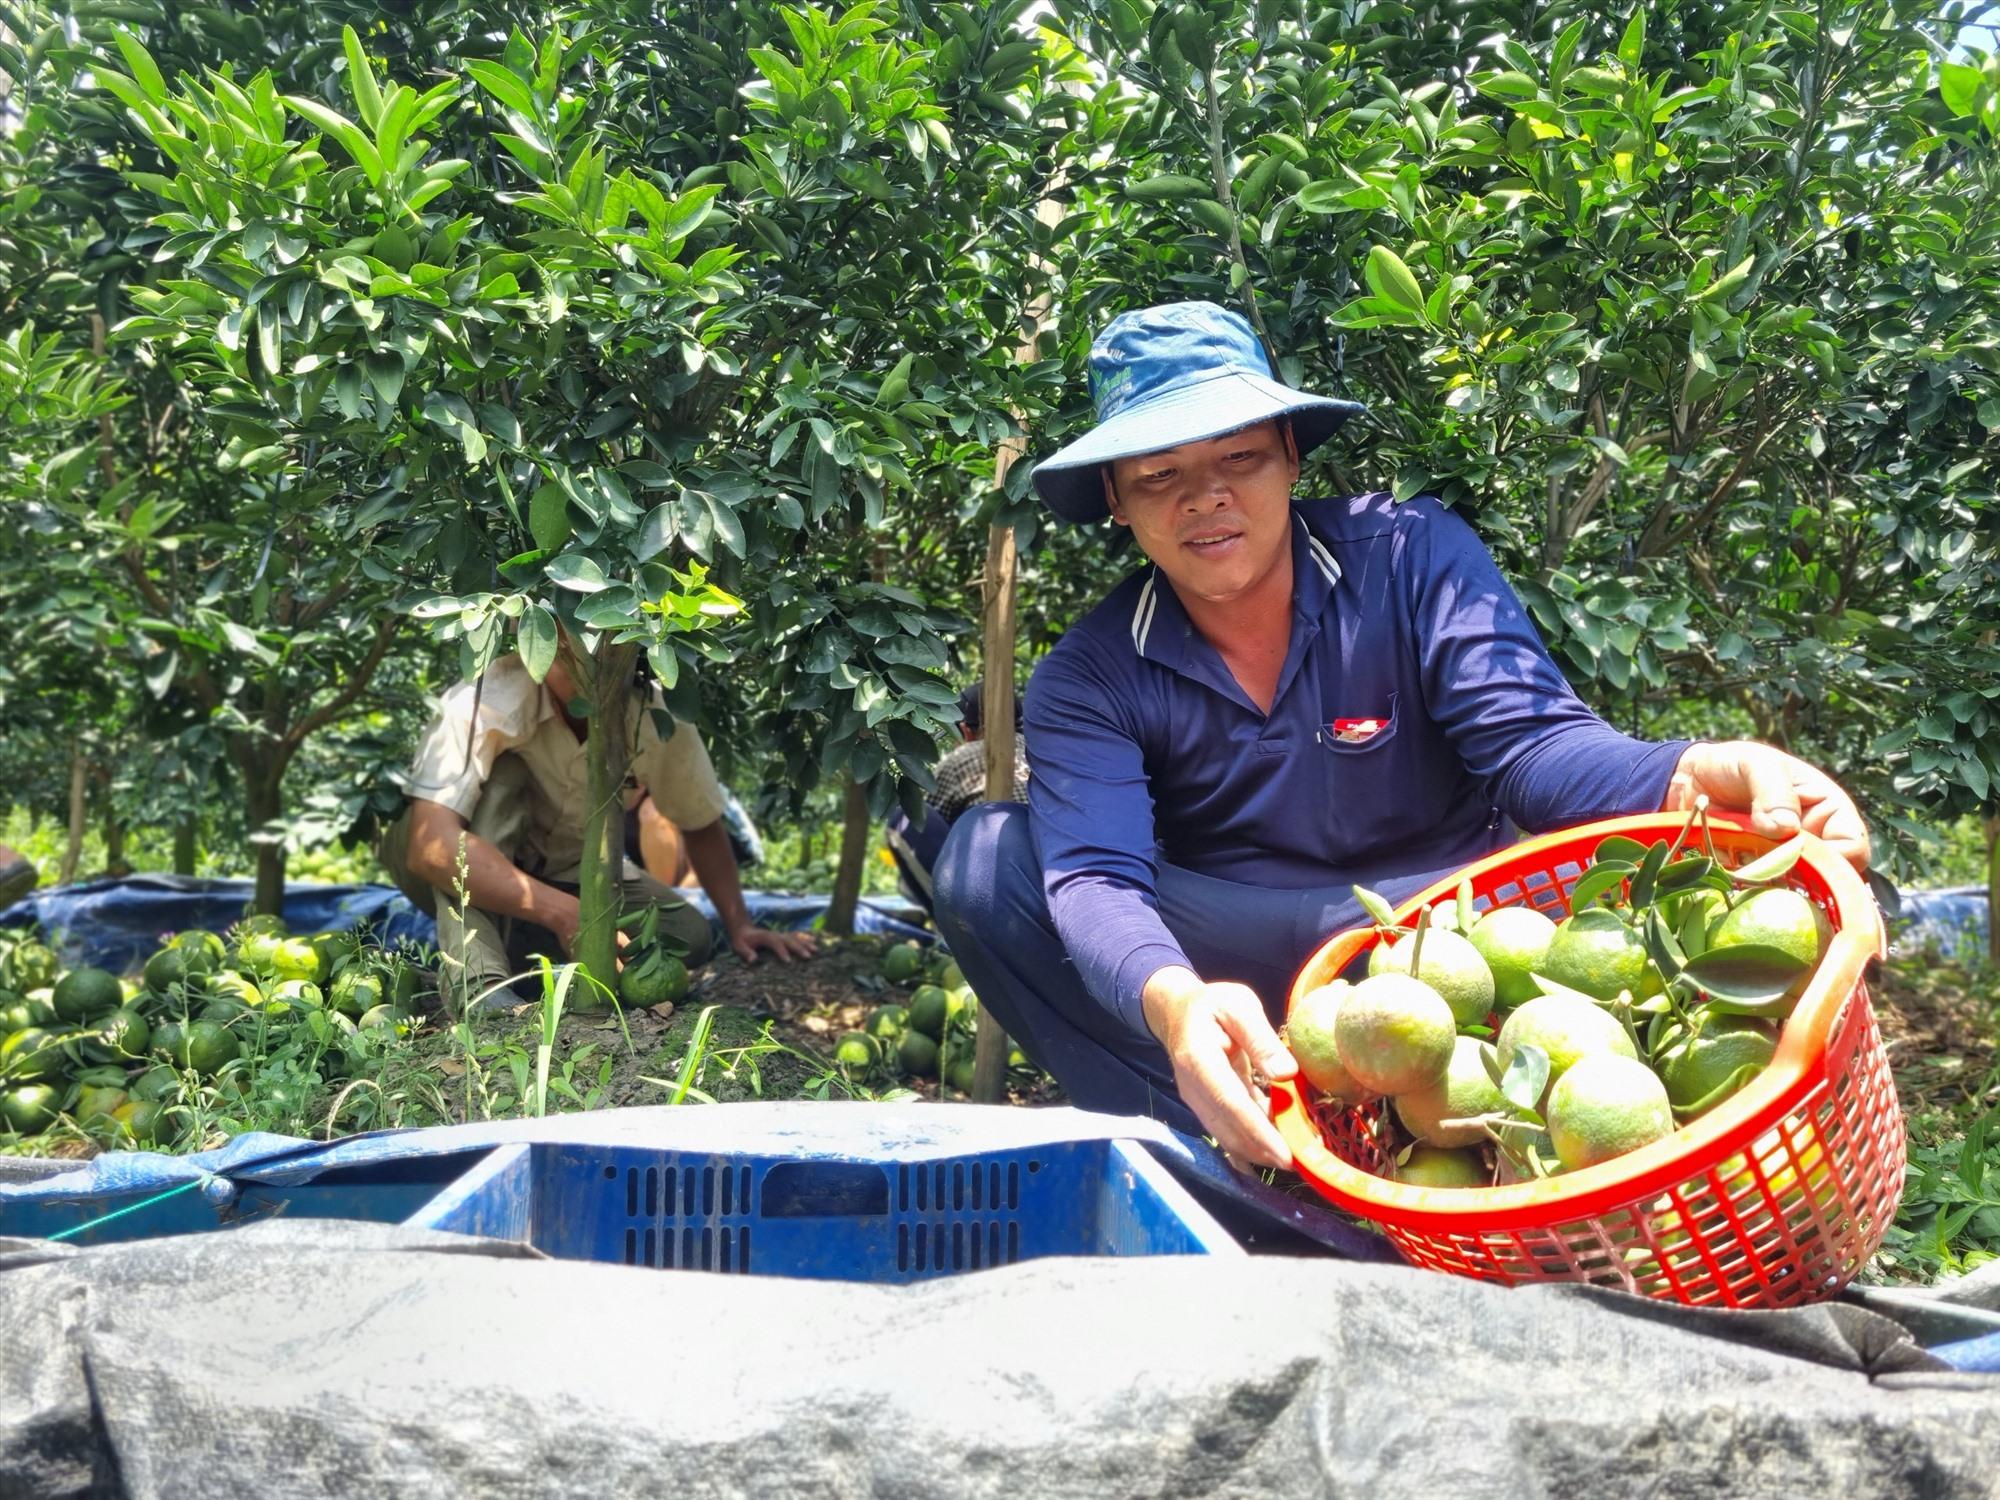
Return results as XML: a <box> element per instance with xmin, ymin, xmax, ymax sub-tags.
<box><xmin>0</xmin><ymin>874</ymin><xmax>933</xmax><ymax>976</ymax></box>
<box><xmin>1894</xmin><ymin>886</ymin><xmax>1990</xmax><ymax>967</ymax></box>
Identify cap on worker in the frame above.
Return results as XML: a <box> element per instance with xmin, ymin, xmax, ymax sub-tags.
<box><xmin>1030</xmin><ymin>300</ymin><xmax>1366</xmax><ymax>524</ymax></box>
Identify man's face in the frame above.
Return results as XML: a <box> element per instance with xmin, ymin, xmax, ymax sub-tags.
<box><xmin>1102</xmin><ymin>421</ymin><xmax>1300</xmax><ymax>606</ymax></box>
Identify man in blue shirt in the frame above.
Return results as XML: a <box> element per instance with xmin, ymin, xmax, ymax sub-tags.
<box><xmin>932</xmin><ymin>302</ymin><xmax>1869</xmax><ymax>1169</ymax></box>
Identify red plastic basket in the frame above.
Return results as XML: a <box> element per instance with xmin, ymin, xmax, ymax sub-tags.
<box><xmin>1271</xmin><ymin>813</ymin><xmax>1903</xmax><ymax>1308</ymax></box>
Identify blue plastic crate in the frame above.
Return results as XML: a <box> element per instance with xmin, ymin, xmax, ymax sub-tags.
<box><xmin>405</xmin><ymin>1134</ymin><xmax>1235</xmax><ymax>1280</ymax></box>
<box><xmin>0</xmin><ymin>1106</ymin><xmax>1243</xmax><ymax>1281</ymax></box>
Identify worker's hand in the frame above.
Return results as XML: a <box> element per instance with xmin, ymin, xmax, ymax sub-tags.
<box><xmin>1664</xmin><ymin>741</ymin><xmax>1871</xmax><ymax>871</ymax></box>
<box><xmin>1141</xmin><ymin>966</ymin><xmax>1298</xmax><ymax>1170</ymax></box>
<box><xmin>727</xmin><ymin>923</ymin><xmax>818</xmax><ymax>965</ymax></box>
<box><xmin>549</xmin><ymin>903</ymin><xmax>631</xmax><ymax>968</ymax></box>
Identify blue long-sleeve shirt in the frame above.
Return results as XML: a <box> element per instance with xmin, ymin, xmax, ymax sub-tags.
<box><xmin>1023</xmin><ymin>493</ymin><xmax>1688</xmax><ymax>1039</ymax></box>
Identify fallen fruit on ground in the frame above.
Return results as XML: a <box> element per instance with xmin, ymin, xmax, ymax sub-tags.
<box><xmin>834</xmin><ymin>1030</ymin><xmax>878</xmax><ymax>1077</ymax></box>
<box><xmin>51</xmin><ymin>966</ymin><xmax>123</xmax><ymax>1024</ymax></box>
<box><xmin>907</xmin><ymin>984</ymin><xmax>949</xmax><ymax>1041</ymax></box>
<box><xmin>1393</xmin><ymin>1035</ymin><xmax>1509</xmax><ymax>1148</ymax></box>
<box><xmin>1369</xmin><ymin>928</ymin><xmax>1496</xmax><ymax>1026</ymax></box>
<box><xmin>1333</xmin><ymin>973</ymin><xmax>1456</xmax><ymax>1097</ymax></box>
<box><xmin>881</xmin><ymin>942</ymin><xmax>923</xmax><ymax>983</ymax></box>
<box><xmin>1547</xmin><ymin>1054</ymin><xmax>1675</xmax><ymax>1171</ymax></box>
<box><xmin>897</xmin><ymin>1028</ymin><xmax>939</xmax><ymax>1078</ymax></box>
<box><xmin>0</xmin><ymin>1083</ymin><xmax>63</xmax><ymax>1134</ymax></box>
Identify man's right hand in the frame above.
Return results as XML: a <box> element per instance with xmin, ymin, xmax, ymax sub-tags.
<box><xmin>1141</xmin><ymin>966</ymin><xmax>1298</xmax><ymax>1169</ymax></box>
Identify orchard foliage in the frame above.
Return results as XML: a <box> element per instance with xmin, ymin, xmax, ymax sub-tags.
<box><xmin>0</xmin><ymin>0</ymin><xmax>1995</xmax><ymax>904</ymax></box>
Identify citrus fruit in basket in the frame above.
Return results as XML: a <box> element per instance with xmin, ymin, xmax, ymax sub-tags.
<box><xmin>1540</xmin><ymin>908</ymin><xmax>1660</xmax><ymax>1001</ymax></box>
<box><xmin>1367</xmin><ymin>929</ymin><xmax>1495</xmax><ymax>1026</ymax></box>
<box><xmin>1546</xmin><ymin>1054</ymin><xmax>1674</xmax><ymax>1172</ymax></box>
<box><xmin>1393</xmin><ymin>1035</ymin><xmax>1509</xmax><ymax>1149</ymax></box>
<box><xmin>1467</xmin><ymin>905</ymin><xmax>1558</xmax><ymax>1009</ymax></box>
<box><xmin>1658</xmin><ymin>1016</ymin><xmax>1778</xmax><ymax>1117</ymax></box>
<box><xmin>1496</xmin><ymin>995</ymin><xmax>1637</xmax><ymax>1098</ymax></box>
<box><xmin>1284</xmin><ymin>980</ymin><xmax>1371</xmax><ymax>1103</ymax></box>
<box><xmin>1706</xmin><ymin>888</ymin><xmax>1829</xmax><ymax>1011</ymax></box>
<box><xmin>1333</xmin><ymin>974</ymin><xmax>1455</xmax><ymax>1096</ymax></box>
<box><xmin>1394</xmin><ymin>1144</ymin><xmax>1488</xmax><ymax>1189</ymax></box>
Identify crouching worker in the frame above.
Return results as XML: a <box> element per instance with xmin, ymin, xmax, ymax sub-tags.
<box><xmin>932</xmin><ymin>302</ymin><xmax>1870</xmax><ymax>1169</ymax></box>
<box><xmin>381</xmin><ymin>638</ymin><xmax>811</xmax><ymax>1010</ymax></box>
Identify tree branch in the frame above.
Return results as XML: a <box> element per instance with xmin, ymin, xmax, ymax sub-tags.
<box><xmin>284</xmin><ymin>614</ymin><xmax>400</xmax><ymax>754</ymax></box>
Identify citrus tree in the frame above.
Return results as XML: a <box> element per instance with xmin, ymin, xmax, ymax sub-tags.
<box><xmin>10</xmin><ymin>0</ymin><xmax>1076</xmax><ymax>976</ymax></box>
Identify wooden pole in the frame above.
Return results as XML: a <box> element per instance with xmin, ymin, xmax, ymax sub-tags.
<box><xmin>967</xmin><ymin>194</ymin><xmax>1062</xmax><ymax>1104</ymax></box>
<box><xmin>969</xmin><ymin>519</ymin><xmax>1019</xmax><ymax>1103</ymax></box>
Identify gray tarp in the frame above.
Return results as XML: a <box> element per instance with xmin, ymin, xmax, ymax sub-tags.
<box><xmin>3</xmin><ymin>1219</ymin><xmax>1997</xmax><ymax>1500</ymax></box>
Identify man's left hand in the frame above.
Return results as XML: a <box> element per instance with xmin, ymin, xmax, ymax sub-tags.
<box><xmin>727</xmin><ymin>924</ymin><xmax>818</xmax><ymax>964</ymax></box>
<box><xmin>1663</xmin><ymin>741</ymin><xmax>1871</xmax><ymax>870</ymax></box>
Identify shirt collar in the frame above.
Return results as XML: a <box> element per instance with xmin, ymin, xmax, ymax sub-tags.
<box><xmin>1128</xmin><ymin>508</ymin><xmax>1342</xmax><ymax>667</ymax></box>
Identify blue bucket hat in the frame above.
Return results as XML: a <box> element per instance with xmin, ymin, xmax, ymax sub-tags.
<box><xmin>1031</xmin><ymin>301</ymin><xmax>1366</xmax><ymax>524</ymax></box>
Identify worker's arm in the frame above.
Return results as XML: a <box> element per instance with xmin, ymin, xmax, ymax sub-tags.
<box><xmin>403</xmin><ymin>799</ymin><xmax>589</xmax><ymax>955</ymax></box>
<box><xmin>679</xmin><ymin>817</ymin><xmax>817</xmax><ymax>964</ymax></box>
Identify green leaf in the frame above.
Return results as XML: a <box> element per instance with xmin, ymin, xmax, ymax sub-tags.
<box><xmin>1729</xmin><ymin>834</ymin><xmax>1806</xmax><ymax>885</ymax></box>
<box><xmin>545</xmin><ymin>554</ymin><xmax>609</xmax><ymax>593</ymax></box>
<box><xmin>529</xmin><ymin>482</ymin><xmax>571</xmax><ymax>553</ymax></box>
<box><xmin>1567</xmin><ymin>861</ymin><xmax>1637</xmax><ymax>910</ymax></box>
<box><xmin>1679</xmin><ymin>943</ymin><xmax>1809</xmax><ymax>1004</ymax></box>
<box><xmin>282</xmin><ymin>95</ymin><xmax>383</xmax><ymax>184</ymax></box>
<box><xmin>1693</xmin><ymin>253</ymin><xmax>1755</xmax><ymax>304</ymax></box>
<box><xmin>519</xmin><ymin>603</ymin><xmax>558</xmax><ymax>681</ymax></box>
<box><xmin>1498</xmin><ymin>1043</ymin><xmax>1550</xmax><ymax>1113</ymax></box>
<box><xmin>1364</xmin><ymin>245</ymin><xmax>1426</xmax><ymax>317</ymax></box>
<box><xmin>467</xmin><ymin>60</ymin><xmax>539</xmax><ymax>122</ymax></box>
<box><xmin>1940</xmin><ymin>62</ymin><xmax>1985</xmax><ymax>120</ymax></box>
<box><xmin>1350</xmin><ymin>884</ymin><xmax>1400</xmax><ymax>929</ymax></box>
<box><xmin>1593</xmin><ymin>835</ymin><xmax>1651</xmax><ymax>866</ymax></box>
<box><xmin>342</xmin><ymin>24</ymin><xmax>383</xmax><ymax>130</ymax></box>
<box><xmin>1630</xmin><ymin>838</ymin><xmax>1671</xmax><ymax>908</ymax></box>
<box><xmin>111</xmin><ymin>28</ymin><xmax>167</xmax><ymax>103</ymax></box>
<box><xmin>1617</xmin><ymin>8</ymin><xmax>1646</xmax><ymax>67</ymax></box>
<box><xmin>364</xmin><ymin>352</ymin><xmax>404</xmax><ymax>408</ymax></box>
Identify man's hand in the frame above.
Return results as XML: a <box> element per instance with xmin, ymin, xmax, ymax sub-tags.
<box><xmin>1664</xmin><ymin>741</ymin><xmax>1871</xmax><ymax>870</ymax></box>
<box><xmin>547</xmin><ymin>901</ymin><xmax>630</xmax><ymax>968</ymax></box>
<box><xmin>727</xmin><ymin>924</ymin><xmax>818</xmax><ymax>965</ymax></box>
<box><xmin>1141</xmin><ymin>966</ymin><xmax>1298</xmax><ymax>1169</ymax></box>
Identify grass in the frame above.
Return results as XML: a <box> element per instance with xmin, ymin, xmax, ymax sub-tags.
<box><xmin>1870</xmin><ymin>952</ymin><xmax>2000</xmax><ymax>1283</ymax></box>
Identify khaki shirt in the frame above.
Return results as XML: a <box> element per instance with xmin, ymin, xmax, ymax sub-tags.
<box><xmin>407</xmin><ymin>657</ymin><xmax>727</xmax><ymax>875</ymax></box>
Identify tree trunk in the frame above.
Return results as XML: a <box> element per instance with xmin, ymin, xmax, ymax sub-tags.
<box><xmin>173</xmin><ymin>816</ymin><xmax>198</xmax><ymax>876</ymax></box>
<box><xmin>1985</xmin><ymin>815</ymin><xmax>1998</xmax><ymax>968</ymax></box>
<box><xmin>244</xmin><ymin>759</ymin><xmax>286</xmax><ymax>916</ymax></box>
<box><xmin>971</xmin><ymin>521</ymin><xmax>1020</xmax><ymax>1104</ymax></box>
<box><xmin>824</xmin><ymin>775</ymin><xmax>871</xmax><ymax>937</ymax></box>
<box><xmin>574</xmin><ymin>643</ymin><xmax>639</xmax><ymax>1003</ymax></box>
<box><xmin>103</xmin><ymin>813</ymin><xmax>126</xmax><ymax>872</ymax></box>
<box><xmin>57</xmin><ymin>742</ymin><xmax>87</xmax><ymax>885</ymax></box>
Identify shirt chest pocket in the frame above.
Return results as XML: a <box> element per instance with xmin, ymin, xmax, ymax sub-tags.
<box><xmin>1316</xmin><ymin>692</ymin><xmax>1407</xmax><ymax>857</ymax></box>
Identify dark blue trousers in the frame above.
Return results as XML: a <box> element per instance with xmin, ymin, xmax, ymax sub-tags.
<box><xmin>933</xmin><ymin>802</ymin><xmax>1481</xmax><ymax>1133</ymax></box>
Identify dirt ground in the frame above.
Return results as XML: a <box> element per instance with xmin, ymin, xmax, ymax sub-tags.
<box><xmin>1872</xmin><ymin>954</ymin><xmax>2000</xmax><ymax>1128</ymax></box>
<box><xmin>455</xmin><ymin>933</ymin><xmax>1066</xmax><ymax>1113</ymax></box>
